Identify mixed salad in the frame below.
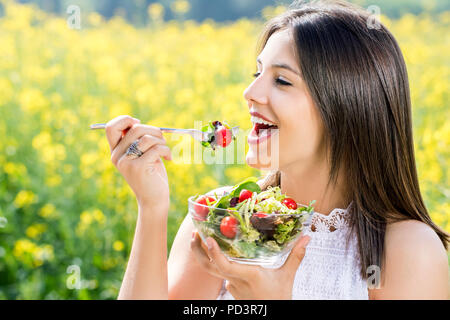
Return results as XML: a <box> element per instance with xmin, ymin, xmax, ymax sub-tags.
<box><xmin>191</xmin><ymin>177</ymin><xmax>315</xmax><ymax>259</ymax></box>
<box><xmin>201</xmin><ymin>120</ymin><xmax>236</xmax><ymax>150</ymax></box>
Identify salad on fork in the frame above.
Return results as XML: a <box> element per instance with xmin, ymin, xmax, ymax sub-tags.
<box><xmin>90</xmin><ymin>120</ymin><xmax>239</xmax><ymax>151</ymax></box>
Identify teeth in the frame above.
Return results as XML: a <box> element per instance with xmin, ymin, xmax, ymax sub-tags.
<box><xmin>250</xmin><ymin>115</ymin><xmax>276</xmax><ymax>126</ymax></box>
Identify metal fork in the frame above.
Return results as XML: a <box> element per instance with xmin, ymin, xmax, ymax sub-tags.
<box><xmin>90</xmin><ymin>123</ymin><xmax>240</xmax><ymax>143</ymax></box>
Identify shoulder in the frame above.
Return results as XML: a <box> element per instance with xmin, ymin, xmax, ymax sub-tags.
<box><xmin>385</xmin><ymin>219</ymin><xmax>446</xmax><ymax>254</ymax></box>
<box><xmin>386</xmin><ymin>218</ymin><xmax>442</xmax><ymax>240</ymax></box>
<box><xmin>384</xmin><ymin>219</ymin><xmax>447</xmax><ymax>276</ymax></box>
<box><xmin>370</xmin><ymin>219</ymin><xmax>449</xmax><ymax>299</ymax></box>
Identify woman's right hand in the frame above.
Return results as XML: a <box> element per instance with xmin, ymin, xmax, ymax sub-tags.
<box><xmin>105</xmin><ymin>115</ymin><xmax>173</xmax><ymax>213</ymax></box>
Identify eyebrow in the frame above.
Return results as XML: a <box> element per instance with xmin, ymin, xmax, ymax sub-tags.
<box><xmin>257</xmin><ymin>58</ymin><xmax>301</xmax><ymax>77</ymax></box>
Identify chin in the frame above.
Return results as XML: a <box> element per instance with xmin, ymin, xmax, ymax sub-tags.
<box><xmin>245</xmin><ymin>150</ymin><xmax>279</xmax><ymax>171</ymax></box>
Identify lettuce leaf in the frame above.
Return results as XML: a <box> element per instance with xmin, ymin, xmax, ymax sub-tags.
<box><xmin>273</xmin><ymin>219</ymin><xmax>296</xmax><ymax>244</ymax></box>
<box><xmin>230</xmin><ymin>177</ymin><xmax>261</xmax><ymax>197</ymax></box>
<box><xmin>212</xmin><ymin>176</ymin><xmax>260</xmax><ymax>209</ymax></box>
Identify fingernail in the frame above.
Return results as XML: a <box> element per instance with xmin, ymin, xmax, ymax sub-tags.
<box><xmin>192</xmin><ymin>231</ymin><xmax>196</xmax><ymax>239</ymax></box>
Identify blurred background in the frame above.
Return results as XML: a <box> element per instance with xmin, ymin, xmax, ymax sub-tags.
<box><xmin>0</xmin><ymin>0</ymin><xmax>448</xmax><ymax>299</ymax></box>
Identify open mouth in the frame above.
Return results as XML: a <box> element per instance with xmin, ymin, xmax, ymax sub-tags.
<box><xmin>248</xmin><ymin>112</ymin><xmax>279</xmax><ymax>145</ymax></box>
<box><xmin>248</xmin><ymin>122</ymin><xmax>279</xmax><ymax>145</ymax></box>
<box><xmin>253</xmin><ymin>123</ymin><xmax>278</xmax><ymax>136</ymax></box>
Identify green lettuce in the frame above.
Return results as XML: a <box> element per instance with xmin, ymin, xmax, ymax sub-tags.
<box><xmin>273</xmin><ymin>219</ymin><xmax>296</xmax><ymax>244</ymax></box>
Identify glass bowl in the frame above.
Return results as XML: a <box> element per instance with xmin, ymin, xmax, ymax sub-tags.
<box><xmin>188</xmin><ymin>195</ymin><xmax>312</xmax><ymax>269</ymax></box>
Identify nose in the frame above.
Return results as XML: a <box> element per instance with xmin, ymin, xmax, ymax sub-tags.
<box><xmin>243</xmin><ymin>75</ymin><xmax>269</xmax><ymax>108</ymax></box>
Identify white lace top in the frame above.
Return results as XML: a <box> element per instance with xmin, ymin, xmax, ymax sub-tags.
<box><xmin>216</xmin><ymin>202</ymin><xmax>369</xmax><ymax>300</ymax></box>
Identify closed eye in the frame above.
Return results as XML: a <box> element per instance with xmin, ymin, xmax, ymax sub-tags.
<box><xmin>252</xmin><ymin>72</ymin><xmax>292</xmax><ymax>86</ymax></box>
<box><xmin>275</xmin><ymin>78</ymin><xmax>292</xmax><ymax>86</ymax></box>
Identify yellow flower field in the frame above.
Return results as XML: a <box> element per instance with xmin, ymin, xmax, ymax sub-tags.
<box><xmin>0</xmin><ymin>1</ymin><xmax>448</xmax><ymax>299</ymax></box>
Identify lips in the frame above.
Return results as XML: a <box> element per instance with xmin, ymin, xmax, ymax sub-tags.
<box><xmin>249</xmin><ymin>111</ymin><xmax>277</xmax><ymax>125</ymax></box>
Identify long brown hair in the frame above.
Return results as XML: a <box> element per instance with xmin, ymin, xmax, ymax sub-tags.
<box><xmin>256</xmin><ymin>0</ymin><xmax>449</xmax><ymax>279</ymax></box>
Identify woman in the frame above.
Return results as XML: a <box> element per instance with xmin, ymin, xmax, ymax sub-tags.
<box><xmin>105</xmin><ymin>0</ymin><xmax>449</xmax><ymax>299</ymax></box>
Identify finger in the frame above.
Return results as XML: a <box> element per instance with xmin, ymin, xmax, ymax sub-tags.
<box><xmin>138</xmin><ymin>134</ymin><xmax>169</xmax><ymax>154</ymax></box>
<box><xmin>111</xmin><ymin>124</ymin><xmax>165</xmax><ymax>165</ymax></box>
<box><xmin>205</xmin><ymin>237</ymin><xmax>253</xmax><ymax>279</ymax></box>
<box><xmin>190</xmin><ymin>232</ymin><xmax>225</xmax><ymax>279</ymax></box>
<box><xmin>139</xmin><ymin>144</ymin><xmax>172</xmax><ymax>163</ymax></box>
<box><xmin>113</xmin><ymin>134</ymin><xmax>167</xmax><ymax>164</ymax></box>
<box><xmin>105</xmin><ymin>115</ymin><xmax>140</xmax><ymax>153</ymax></box>
<box><xmin>281</xmin><ymin>235</ymin><xmax>310</xmax><ymax>274</ymax></box>
<box><xmin>112</xmin><ymin>123</ymin><xmax>164</xmax><ymax>160</ymax></box>
<box><xmin>116</xmin><ymin>144</ymin><xmax>172</xmax><ymax>175</ymax></box>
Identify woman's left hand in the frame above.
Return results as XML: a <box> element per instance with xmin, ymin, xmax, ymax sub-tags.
<box><xmin>190</xmin><ymin>231</ymin><xmax>311</xmax><ymax>300</ymax></box>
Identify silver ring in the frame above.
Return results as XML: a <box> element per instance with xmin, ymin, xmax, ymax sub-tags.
<box><xmin>125</xmin><ymin>140</ymin><xmax>143</xmax><ymax>158</ymax></box>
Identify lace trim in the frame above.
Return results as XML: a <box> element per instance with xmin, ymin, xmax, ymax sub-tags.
<box><xmin>307</xmin><ymin>201</ymin><xmax>353</xmax><ymax>233</ymax></box>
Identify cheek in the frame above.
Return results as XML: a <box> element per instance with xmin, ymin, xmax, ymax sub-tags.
<box><xmin>279</xmin><ymin>99</ymin><xmax>323</xmax><ymax>161</ymax></box>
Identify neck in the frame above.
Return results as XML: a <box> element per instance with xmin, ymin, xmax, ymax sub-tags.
<box><xmin>279</xmin><ymin>159</ymin><xmax>349</xmax><ymax>216</ymax></box>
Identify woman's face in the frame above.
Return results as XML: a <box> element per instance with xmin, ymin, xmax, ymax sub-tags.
<box><xmin>244</xmin><ymin>28</ymin><xmax>326</xmax><ymax>171</ymax></box>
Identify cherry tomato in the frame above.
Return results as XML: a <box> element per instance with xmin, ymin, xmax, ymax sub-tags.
<box><xmin>220</xmin><ymin>216</ymin><xmax>239</xmax><ymax>238</ymax></box>
<box><xmin>253</xmin><ymin>212</ymin><xmax>268</xmax><ymax>218</ymax></box>
<box><xmin>193</xmin><ymin>196</ymin><xmax>216</xmax><ymax>221</ymax></box>
<box><xmin>282</xmin><ymin>197</ymin><xmax>298</xmax><ymax>210</ymax></box>
<box><xmin>238</xmin><ymin>189</ymin><xmax>253</xmax><ymax>203</ymax></box>
<box><xmin>214</xmin><ymin>125</ymin><xmax>233</xmax><ymax>148</ymax></box>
